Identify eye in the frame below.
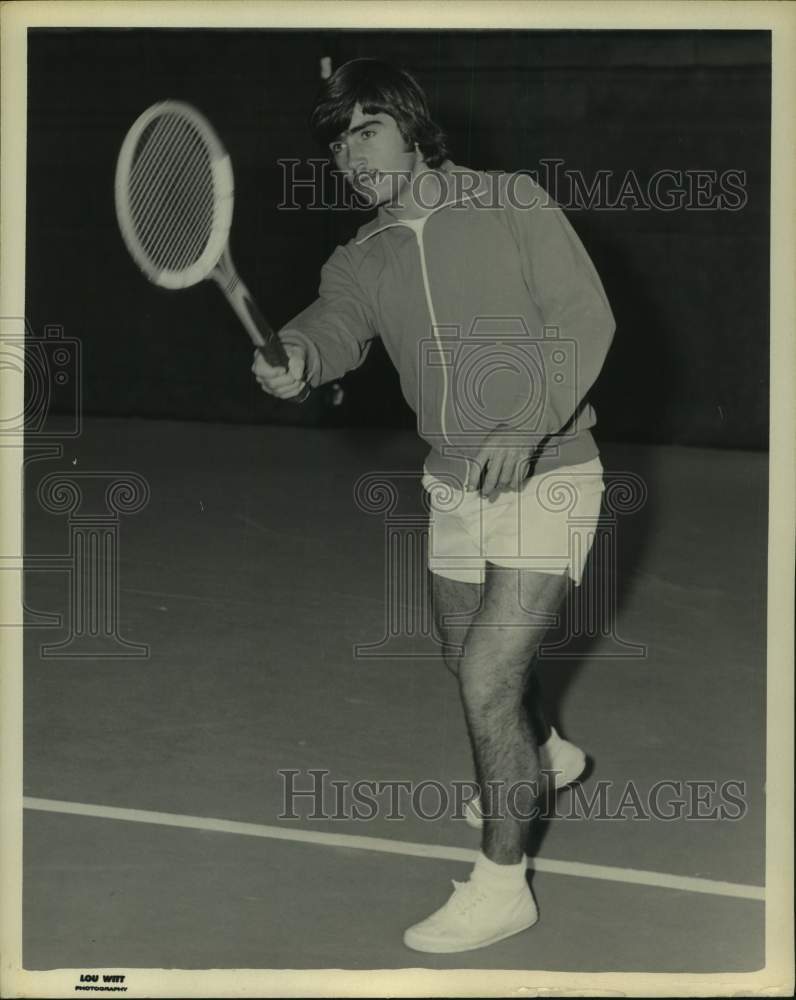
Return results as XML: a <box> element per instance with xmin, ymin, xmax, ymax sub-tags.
<box><xmin>329</xmin><ymin>141</ymin><xmax>346</xmax><ymax>155</ymax></box>
<box><xmin>360</xmin><ymin>129</ymin><xmax>377</xmax><ymax>140</ymax></box>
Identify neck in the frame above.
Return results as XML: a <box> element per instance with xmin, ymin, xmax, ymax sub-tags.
<box><xmin>384</xmin><ymin>161</ymin><xmax>445</xmax><ymax>221</ymax></box>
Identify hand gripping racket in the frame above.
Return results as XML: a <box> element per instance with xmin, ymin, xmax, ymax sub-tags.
<box><xmin>115</xmin><ymin>100</ymin><xmax>309</xmax><ymax>402</ymax></box>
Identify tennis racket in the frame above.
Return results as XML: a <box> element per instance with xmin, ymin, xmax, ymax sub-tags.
<box><xmin>114</xmin><ymin>100</ymin><xmax>309</xmax><ymax>402</ymax></box>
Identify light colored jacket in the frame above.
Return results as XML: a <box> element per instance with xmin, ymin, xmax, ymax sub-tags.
<box><xmin>281</xmin><ymin>165</ymin><xmax>615</xmax><ymax>482</ymax></box>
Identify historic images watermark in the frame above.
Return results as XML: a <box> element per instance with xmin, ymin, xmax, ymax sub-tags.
<box><xmin>276</xmin><ymin>158</ymin><xmax>748</xmax><ymax>213</ymax></box>
<box><xmin>1</xmin><ymin>316</ymin><xmax>150</xmax><ymax>657</ymax></box>
<box><xmin>277</xmin><ymin>769</ymin><xmax>749</xmax><ymax>823</ymax></box>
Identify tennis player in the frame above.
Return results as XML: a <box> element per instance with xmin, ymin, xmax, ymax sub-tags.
<box><xmin>254</xmin><ymin>59</ymin><xmax>614</xmax><ymax>953</ymax></box>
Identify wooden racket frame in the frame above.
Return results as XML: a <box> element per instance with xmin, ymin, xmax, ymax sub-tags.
<box><xmin>115</xmin><ymin>100</ymin><xmax>309</xmax><ymax>402</ymax></box>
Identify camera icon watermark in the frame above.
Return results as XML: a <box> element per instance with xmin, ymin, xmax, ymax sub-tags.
<box><xmin>418</xmin><ymin>317</ymin><xmax>578</xmax><ymax>449</ymax></box>
<box><xmin>0</xmin><ymin>317</ymin><xmax>81</xmax><ymax>439</ymax></box>
<box><xmin>1</xmin><ymin>317</ymin><xmax>150</xmax><ymax>657</ymax></box>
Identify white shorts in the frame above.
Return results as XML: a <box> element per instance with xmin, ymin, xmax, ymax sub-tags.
<box><xmin>422</xmin><ymin>456</ymin><xmax>605</xmax><ymax>586</ymax></box>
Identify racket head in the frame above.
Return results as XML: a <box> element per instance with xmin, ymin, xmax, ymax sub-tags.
<box><xmin>114</xmin><ymin>100</ymin><xmax>234</xmax><ymax>290</ymax></box>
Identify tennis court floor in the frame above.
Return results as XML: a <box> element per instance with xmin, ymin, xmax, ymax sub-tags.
<box><xmin>22</xmin><ymin>418</ymin><xmax>766</xmax><ymax>971</ymax></box>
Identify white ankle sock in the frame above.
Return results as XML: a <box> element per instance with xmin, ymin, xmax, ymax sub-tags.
<box><xmin>541</xmin><ymin>727</ymin><xmax>560</xmax><ymax>751</ymax></box>
<box><xmin>471</xmin><ymin>851</ymin><xmax>527</xmax><ymax>892</ymax></box>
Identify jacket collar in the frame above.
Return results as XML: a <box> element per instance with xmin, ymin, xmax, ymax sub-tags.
<box><xmin>354</xmin><ymin>163</ymin><xmax>491</xmax><ymax>245</ymax></box>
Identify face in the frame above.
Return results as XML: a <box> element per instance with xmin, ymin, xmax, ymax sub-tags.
<box><xmin>330</xmin><ymin>103</ymin><xmax>421</xmax><ymax>207</ymax></box>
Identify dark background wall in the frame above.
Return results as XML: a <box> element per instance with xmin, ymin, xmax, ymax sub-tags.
<box><xmin>26</xmin><ymin>29</ymin><xmax>770</xmax><ymax>448</ymax></box>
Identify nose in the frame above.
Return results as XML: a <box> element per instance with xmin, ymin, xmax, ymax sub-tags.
<box><xmin>332</xmin><ymin>143</ymin><xmax>349</xmax><ymax>168</ymax></box>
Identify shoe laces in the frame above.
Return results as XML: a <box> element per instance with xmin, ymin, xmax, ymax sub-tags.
<box><xmin>449</xmin><ymin>879</ymin><xmax>489</xmax><ymax>917</ymax></box>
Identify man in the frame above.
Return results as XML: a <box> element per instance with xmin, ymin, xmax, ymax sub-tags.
<box><xmin>254</xmin><ymin>58</ymin><xmax>614</xmax><ymax>953</ymax></box>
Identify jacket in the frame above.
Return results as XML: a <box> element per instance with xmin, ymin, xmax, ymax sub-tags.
<box><xmin>281</xmin><ymin>164</ymin><xmax>615</xmax><ymax>484</ymax></box>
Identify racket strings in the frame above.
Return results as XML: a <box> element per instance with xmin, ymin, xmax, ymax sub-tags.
<box><xmin>130</xmin><ymin>118</ymin><xmax>202</xmax><ymax>244</ymax></box>
<box><xmin>132</xmin><ymin>123</ymin><xmax>213</xmax><ymax>268</ymax></box>
<box><xmin>130</xmin><ymin>117</ymin><xmax>211</xmax><ymax>244</ymax></box>
<box><xmin>142</xmin><ymin>144</ymin><xmax>213</xmax><ymax>269</ymax></box>
<box><xmin>127</xmin><ymin>112</ymin><xmax>216</xmax><ymax>272</ymax></box>
<box><xmin>137</xmin><ymin>127</ymin><xmax>212</xmax><ymax>263</ymax></box>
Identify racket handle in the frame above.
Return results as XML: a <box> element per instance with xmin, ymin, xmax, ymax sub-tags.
<box><xmin>256</xmin><ymin>344</ymin><xmax>311</xmax><ymax>403</ymax></box>
<box><xmin>217</xmin><ymin>270</ymin><xmax>310</xmax><ymax>404</ymax></box>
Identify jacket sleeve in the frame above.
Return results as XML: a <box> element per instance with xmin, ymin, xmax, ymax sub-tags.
<box><xmin>503</xmin><ymin>172</ymin><xmax>615</xmax><ymax>435</ymax></box>
<box><xmin>279</xmin><ymin>245</ymin><xmax>377</xmax><ymax>387</ymax></box>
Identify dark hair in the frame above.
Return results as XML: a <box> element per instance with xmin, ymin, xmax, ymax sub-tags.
<box><xmin>310</xmin><ymin>58</ymin><xmax>449</xmax><ymax>168</ymax></box>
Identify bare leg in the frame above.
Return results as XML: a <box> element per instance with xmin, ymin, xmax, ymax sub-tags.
<box><xmin>432</xmin><ymin>570</ymin><xmax>553</xmax><ymax>746</ymax></box>
<box><xmin>403</xmin><ymin>567</ymin><xmax>568</xmax><ymax>952</ymax></box>
<box><xmin>455</xmin><ymin>566</ymin><xmax>569</xmax><ymax>863</ymax></box>
<box><xmin>430</xmin><ymin>571</ymin><xmax>479</xmax><ymax>678</ymax></box>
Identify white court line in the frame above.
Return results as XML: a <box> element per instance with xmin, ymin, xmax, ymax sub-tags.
<box><xmin>23</xmin><ymin>796</ymin><xmax>764</xmax><ymax>902</ymax></box>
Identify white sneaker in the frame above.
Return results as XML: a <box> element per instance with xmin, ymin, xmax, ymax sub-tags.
<box><xmin>403</xmin><ymin>878</ymin><xmax>538</xmax><ymax>953</ymax></box>
<box><xmin>464</xmin><ymin>727</ymin><xmax>587</xmax><ymax>830</ymax></box>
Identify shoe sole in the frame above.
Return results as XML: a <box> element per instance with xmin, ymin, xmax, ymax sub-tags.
<box><xmin>403</xmin><ymin>912</ymin><xmax>539</xmax><ymax>954</ymax></box>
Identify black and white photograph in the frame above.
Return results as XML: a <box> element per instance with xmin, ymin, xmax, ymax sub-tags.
<box><xmin>1</xmin><ymin>1</ymin><xmax>793</xmax><ymax>996</ymax></box>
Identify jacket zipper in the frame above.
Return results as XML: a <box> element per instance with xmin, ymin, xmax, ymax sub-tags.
<box><xmin>402</xmin><ymin>217</ymin><xmax>451</xmax><ymax>450</ymax></box>
<box><xmin>355</xmin><ymin>189</ymin><xmax>488</xmax><ymax>480</ymax></box>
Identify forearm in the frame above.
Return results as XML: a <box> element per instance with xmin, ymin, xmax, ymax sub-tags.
<box><xmin>278</xmin><ymin>248</ymin><xmax>376</xmax><ymax>386</ymax></box>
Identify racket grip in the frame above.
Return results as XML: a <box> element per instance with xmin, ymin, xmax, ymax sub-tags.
<box><xmin>220</xmin><ymin>271</ymin><xmax>310</xmax><ymax>404</ymax></box>
<box><xmin>257</xmin><ymin>344</ymin><xmax>311</xmax><ymax>403</ymax></box>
